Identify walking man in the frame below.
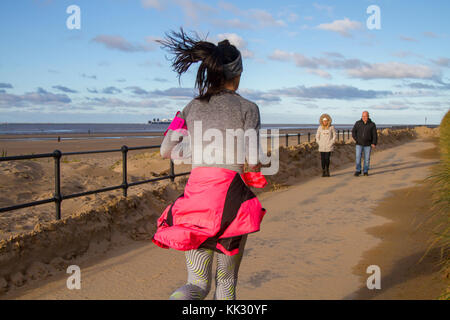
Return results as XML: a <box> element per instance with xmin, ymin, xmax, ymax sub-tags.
<box><xmin>351</xmin><ymin>111</ymin><xmax>378</xmax><ymax>176</ymax></box>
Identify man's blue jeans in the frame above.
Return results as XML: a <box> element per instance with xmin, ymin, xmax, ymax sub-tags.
<box><xmin>355</xmin><ymin>145</ymin><xmax>372</xmax><ymax>173</ymax></box>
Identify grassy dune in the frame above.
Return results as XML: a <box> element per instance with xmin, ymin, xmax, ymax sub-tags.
<box><xmin>425</xmin><ymin>111</ymin><xmax>450</xmax><ymax>299</ymax></box>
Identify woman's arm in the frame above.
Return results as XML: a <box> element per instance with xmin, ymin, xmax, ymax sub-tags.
<box><xmin>371</xmin><ymin>123</ymin><xmax>378</xmax><ymax>146</ymax></box>
<box><xmin>351</xmin><ymin>122</ymin><xmax>358</xmax><ymax>142</ymax></box>
<box><xmin>331</xmin><ymin>126</ymin><xmax>337</xmax><ymax>144</ymax></box>
<box><xmin>315</xmin><ymin>127</ymin><xmax>321</xmax><ymax>143</ymax></box>
<box><xmin>244</xmin><ymin>103</ymin><xmax>261</xmax><ymax>169</ymax></box>
<box><xmin>160</xmin><ymin>106</ymin><xmax>190</xmax><ymax>159</ymax></box>
<box><xmin>160</xmin><ymin>130</ymin><xmax>185</xmax><ymax>159</ymax></box>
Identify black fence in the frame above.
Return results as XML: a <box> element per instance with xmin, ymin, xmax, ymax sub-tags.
<box><xmin>0</xmin><ymin>126</ymin><xmax>420</xmax><ymax>220</ymax></box>
<box><xmin>281</xmin><ymin>129</ymin><xmax>352</xmax><ymax>147</ymax></box>
<box><xmin>0</xmin><ymin>144</ymin><xmax>191</xmax><ymax>220</ymax></box>
<box><xmin>279</xmin><ymin>125</ymin><xmax>428</xmax><ymax>147</ymax></box>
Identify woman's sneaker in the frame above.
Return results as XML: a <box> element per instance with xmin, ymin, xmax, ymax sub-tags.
<box><xmin>354</xmin><ymin>171</ymin><xmax>361</xmax><ymax>176</ymax></box>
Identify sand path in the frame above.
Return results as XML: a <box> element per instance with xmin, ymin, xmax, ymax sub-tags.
<box><xmin>4</xmin><ymin>139</ymin><xmax>438</xmax><ymax>299</ymax></box>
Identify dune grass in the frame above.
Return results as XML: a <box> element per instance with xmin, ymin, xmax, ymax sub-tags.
<box><xmin>424</xmin><ymin>111</ymin><xmax>449</xmax><ymax>299</ymax></box>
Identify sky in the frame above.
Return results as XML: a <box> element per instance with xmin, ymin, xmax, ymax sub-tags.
<box><xmin>0</xmin><ymin>0</ymin><xmax>449</xmax><ymax>124</ymax></box>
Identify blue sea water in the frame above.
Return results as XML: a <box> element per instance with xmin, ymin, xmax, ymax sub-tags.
<box><xmin>0</xmin><ymin>122</ymin><xmax>362</xmax><ymax>136</ymax></box>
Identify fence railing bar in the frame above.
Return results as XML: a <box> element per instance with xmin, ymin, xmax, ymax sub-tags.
<box><xmin>169</xmin><ymin>160</ymin><xmax>175</xmax><ymax>182</ymax></box>
<box><xmin>61</xmin><ymin>185</ymin><xmax>124</xmax><ymax>200</ymax></box>
<box><xmin>127</xmin><ymin>172</ymin><xmax>189</xmax><ymax>187</ymax></box>
<box><xmin>0</xmin><ymin>153</ymin><xmax>55</xmax><ymax>162</ymax></box>
<box><xmin>53</xmin><ymin>150</ymin><xmax>62</xmax><ymax>220</ymax></box>
<box><xmin>62</xmin><ymin>149</ymin><xmax>122</xmax><ymax>156</ymax></box>
<box><xmin>0</xmin><ymin>198</ymin><xmax>55</xmax><ymax>213</ymax></box>
<box><xmin>121</xmin><ymin>145</ymin><xmax>128</xmax><ymax>197</ymax></box>
<box><xmin>127</xmin><ymin>145</ymin><xmax>161</xmax><ymax>151</ymax></box>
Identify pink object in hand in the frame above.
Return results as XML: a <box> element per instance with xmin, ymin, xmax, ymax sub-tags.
<box><xmin>240</xmin><ymin>172</ymin><xmax>267</xmax><ymax>188</ymax></box>
<box><xmin>164</xmin><ymin>111</ymin><xmax>188</xmax><ymax>136</ymax></box>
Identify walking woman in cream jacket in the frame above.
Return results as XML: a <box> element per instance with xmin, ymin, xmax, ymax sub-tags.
<box><xmin>315</xmin><ymin>113</ymin><xmax>337</xmax><ymax>177</ymax></box>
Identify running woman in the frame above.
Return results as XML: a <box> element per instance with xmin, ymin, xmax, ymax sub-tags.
<box><xmin>151</xmin><ymin>28</ymin><xmax>267</xmax><ymax>300</ymax></box>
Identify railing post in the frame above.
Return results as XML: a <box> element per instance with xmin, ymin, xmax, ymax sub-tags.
<box><xmin>271</xmin><ymin>130</ymin><xmax>274</xmax><ymax>150</ymax></box>
<box><xmin>170</xmin><ymin>159</ymin><xmax>175</xmax><ymax>182</ymax></box>
<box><xmin>121</xmin><ymin>145</ymin><xmax>128</xmax><ymax>197</ymax></box>
<box><xmin>308</xmin><ymin>132</ymin><xmax>311</xmax><ymax>143</ymax></box>
<box><xmin>53</xmin><ymin>150</ymin><xmax>62</xmax><ymax>220</ymax></box>
<box><xmin>297</xmin><ymin>133</ymin><xmax>300</xmax><ymax>144</ymax></box>
<box><xmin>285</xmin><ymin>134</ymin><xmax>288</xmax><ymax>147</ymax></box>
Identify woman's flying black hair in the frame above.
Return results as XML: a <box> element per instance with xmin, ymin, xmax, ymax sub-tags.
<box><xmin>157</xmin><ymin>27</ymin><xmax>240</xmax><ymax>102</ymax></box>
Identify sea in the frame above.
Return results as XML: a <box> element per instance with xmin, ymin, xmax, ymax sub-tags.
<box><xmin>0</xmin><ymin>122</ymin><xmax>420</xmax><ymax>141</ymax></box>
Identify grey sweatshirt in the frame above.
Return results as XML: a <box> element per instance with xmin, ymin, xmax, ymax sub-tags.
<box><xmin>160</xmin><ymin>90</ymin><xmax>261</xmax><ymax>174</ymax></box>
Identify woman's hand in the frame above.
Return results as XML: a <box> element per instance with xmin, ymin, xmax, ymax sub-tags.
<box><xmin>248</xmin><ymin>162</ymin><xmax>262</xmax><ymax>172</ymax></box>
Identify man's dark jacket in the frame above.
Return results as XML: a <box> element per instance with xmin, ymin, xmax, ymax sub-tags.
<box><xmin>352</xmin><ymin>118</ymin><xmax>378</xmax><ymax>146</ymax></box>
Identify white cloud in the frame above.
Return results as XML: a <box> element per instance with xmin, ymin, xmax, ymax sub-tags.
<box><xmin>217</xmin><ymin>3</ymin><xmax>287</xmax><ymax>29</ymax></box>
<box><xmin>268</xmin><ymin>50</ymin><xmax>318</xmax><ymax>68</ymax></box>
<box><xmin>250</xmin><ymin>9</ymin><xmax>287</xmax><ymax>27</ymax></box>
<box><xmin>92</xmin><ymin>35</ymin><xmax>155</xmax><ymax>52</ymax></box>
<box><xmin>306</xmin><ymin>68</ymin><xmax>332</xmax><ymax>79</ymax></box>
<box><xmin>271</xmin><ymin>84</ymin><xmax>392</xmax><ymax>100</ymax></box>
<box><xmin>316</xmin><ymin>18</ymin><xmax>362</xmax><ymax>37</ymax></box>
<box><xmin>431</xmin><ymin>57</ymin><xmax>450</xmax><ymax>67</ymax></box>
<box><xmin>268</xmin><ymin>49</ymin><xmax>292</xmax><ymax>61</ymax></box>
<box><xmin>399</xmin><ymin>35</ymin><xmax>418</xmax><ymax>42</ymax></box>
<box><xmin>217</xmin><ymin>1</ymin><xmax>241</xmax><ymax>15</ymax></box>
<box><xmin>423</xmin><ymin>31</ymin><xmax>438</xmax><ymax>38</ymax></box>
<box><xmin>212</xmin><ymin>18</ymin><xmax>251</xmax><ymax>29</ymax></box>
<box><xmin>370</xmin><ymin>103</ymin><xmax>410</xmax><ymax>110</ymax></box>
<box><xmin>174</xmin><ymin>0</ymin><xmax>216</xmax><ymax>25</ymax></box>
<box><xmin>291</xmin><ymin>53</ymin><xmax>320</xmax><ymax>68</ymax></box>
<box><xmin>347</xmin><ymin>62</ymin><xmax>437</xmax><ymax>80</ymax></box>
<box><xmin>0</xmin><ymin>88</ymin><xmax>72</xmax><ymax>108</ymax></box>
<box><xmin>269</xmin><ymin>50</ymin><xmax>378</xmax><ymax>79</ymax></box>
<box><xmin>286</xmin><ymin>13</ymin><xmax>299</xmax><ymax>23</ymax></box>
<box><xmin>141</xmin><ymin>0</ymin><xmax>163</xmax><ymax>10</ymax></box>
<box><xmin>238</xmin><ymin>88</ymin><xmax>281</xmax><ymax>104</ymax></box>
<box><xmin>313</xmin><ymin>3</ymin><xmax>333</xmax><ymax>15</ymax></box>
<box><xmin>217</xmin><ymin>33</ymin><xmax>254</xmax><ymax>58</ymax></box>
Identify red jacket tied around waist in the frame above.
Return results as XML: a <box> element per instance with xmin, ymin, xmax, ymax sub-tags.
<box><xmin>152</xmin><ymin>167</ymin><xmax>267</xmax><ymax>255</ymax></box>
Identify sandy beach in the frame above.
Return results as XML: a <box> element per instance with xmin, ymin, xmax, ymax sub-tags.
<box><xmin>0</xmin><ymin>126</ymin><xmax>445</xmax><ymax>299</ymax></box>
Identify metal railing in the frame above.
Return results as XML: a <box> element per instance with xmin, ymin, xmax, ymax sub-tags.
<box><xmin>280</xmin><ymin>129</ymin><xmax>353</xmax><ymax>147</ymax></box>
<box><xmin>279</xmin><ymin>127</ymin><xmax>413</xmax><ymax>147</ymax></box>
<box><xmin>0</xmin><ymin>144</ymin><xmax>190</xmax><ymax>220</ymax></box>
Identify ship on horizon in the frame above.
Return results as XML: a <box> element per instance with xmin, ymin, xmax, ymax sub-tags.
<box><xmin>148</xmin><ymin>118</ymin><xmax>172</xmax><ymax>124</ymax></box>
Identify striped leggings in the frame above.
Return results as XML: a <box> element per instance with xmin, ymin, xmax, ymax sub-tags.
<box><xmin>169</xmin><ymin>234</ymin><xmax>247</xmax><ymax>300</ymax></box>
